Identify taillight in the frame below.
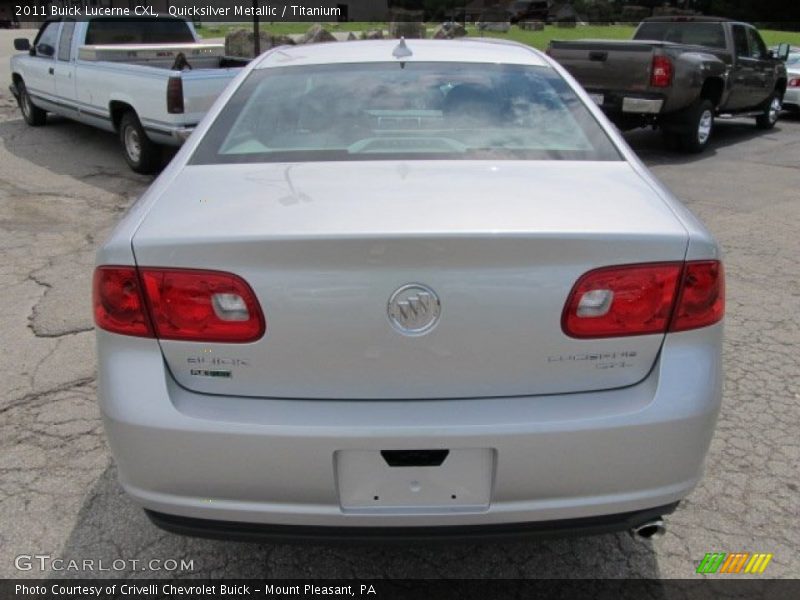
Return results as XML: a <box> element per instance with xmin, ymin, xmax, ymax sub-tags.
<box><xmin>140</xmin><ymin>268</ymin><xmax>265</xmax><ymax>342</ymax></box>
<box><xmin>651</xmin><ymin>55</ymin><xmax>673</xmax><ymax>88</ymax></box>
<box><xmin>669</xmin><ymin>261</ymin><xmax>724</xmax><ymax>332</ymax></box>
<box><xmin>167</xmin><ymin>76</ymin><xmax>184</xmax><ymax>114</ymax></box>
<box><xmin>93</xmin><ymin>266</ymin><xmax>152</xmax><ymax>338</ymax></box>
<box><xmin>562</xmin><ymin>263</ymin><xmax>682</xmax><ymax>338</ymax></box>
<box><xmin>93</xmin><ymin>267</ymin><xmax>265</xmax><ymax>343</ymax></box>
<box><xmin>789</xmin><ymin>78</ymin><xmax>800</xmax><ymax>88</ymax></box>
<box><xmin>562</xmin><ymin>260</ymin><xmax>724</xmax><ymax>338</ymax></box>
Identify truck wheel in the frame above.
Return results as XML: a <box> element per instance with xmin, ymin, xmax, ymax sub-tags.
<box><xmin>17</xmin><ymin>80</ymin><xmax>47</xmax><ymax>126</ymax></box>
<box><xmin>119</xmin><ymin>111</ymin><xmax>160</xmax><ymax>174</ymax></box>
<box><xmin>678</xmin><ymin>99</ymin><xmax>714</xmax><ymax>153</ymax></box>
<box><xmin>755</xmin><ymin>93</ymin><xmax>781</xmax><ymax>130</ymax></box>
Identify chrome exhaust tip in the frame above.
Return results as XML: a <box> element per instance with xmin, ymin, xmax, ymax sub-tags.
<box><xmin>630</xmin><ymin>518</ymin><xmax>666</xmax><ymax>540</ymax></box>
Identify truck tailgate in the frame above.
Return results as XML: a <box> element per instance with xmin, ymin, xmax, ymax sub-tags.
<box><xmin>180</xmin><ymin>68</ymin><xmax>242</xmax><ymax>124</ymax></box>
<box><xmin>549</xmin><ymin>40</ymin><xmax>659</xmax><ymax>92</ymax></box>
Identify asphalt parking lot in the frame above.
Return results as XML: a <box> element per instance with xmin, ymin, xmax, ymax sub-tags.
<box><xmin>1</xmin><ymin>30</ymin><xmax>798</xmax><ymax>580</ymax></box>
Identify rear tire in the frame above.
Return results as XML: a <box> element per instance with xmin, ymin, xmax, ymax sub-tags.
<box><xmin>17</xmin><ymin>80</ymin><xmax>47</xmax><ymax>126</ymax></box>
<box><xmin>677</xmin><ymin>99</ymin><xmax>714</xmax><ymax>153</ymax></box>
<box><xmin>119</xmin><ymin>111</ymin><xmax>160</xmax><ymax>174</ymax></box>
<box><xmin>755</xmin><ymin>93</ymin><xmax>781</xmax><ymax>130</ymax></box>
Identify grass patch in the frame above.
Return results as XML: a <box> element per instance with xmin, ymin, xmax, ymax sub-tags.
<box><xmin>467</xmin><ymin>24</ymin><xmax>637</xmax><ymax>49</ymax></box>
<box><xmin>761</xmin><ymin>30</ymin><xmax>800</xmax><ymax>47</ymax></box>
<box><xmin>195</xmin><ymin>22</ymin><xmax>384</xmax><ymax>38</ymax></box>
<box><xmin>196</xmin><ymin>22</ymin><xmax>800</xmax><ymax>49</ymax></box>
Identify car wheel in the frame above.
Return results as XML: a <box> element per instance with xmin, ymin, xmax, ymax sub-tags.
<box><xmin>16</xmin><ymin>80</ymin><xmax>47</xmax><ymax>126</ymax></box>
<box><xmin>678</xmin><ymin>99</ymin><xmax>714</xmax><ymax>153</ymax></box>
<box><xmin>119</xmin><ymin>111</ymin><xmax>160</xmax><ymax>174</ymax></box>
<box><xmin>755</xmin><ymin>93</ymin><xmax>781</xmax><ymax>130</ymax></box>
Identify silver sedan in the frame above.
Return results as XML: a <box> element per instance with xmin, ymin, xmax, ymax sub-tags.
<box><xmin>782</xmin><ymin>52</ymin><xmax>800</xmax><ymax>112</ymax></box>
<box><xmin>93</xmin><ymin>38</ymin><xmax>724</xmax><ymax>541</ymax></box>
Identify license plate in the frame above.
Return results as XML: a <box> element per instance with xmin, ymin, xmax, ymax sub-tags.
<box><xmin>589</xmin><ymin>93</ymin><xmax>605</xmax><ymax>106</ymax></box>
<box><xmin>336</xmin><ymin>448</ymin><xmax>494</xmax><ymax>512</ymax></box>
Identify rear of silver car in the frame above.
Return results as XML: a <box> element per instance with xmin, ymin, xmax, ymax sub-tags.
<box><xmin>784</xmin><ymin>60</ymin><xmax>800</xmax><ymax>111</ymax></box>
<box><xmin>94</xmin><ymin>40</ymin><xmax>723</xmax><ymax>540</ymax></box>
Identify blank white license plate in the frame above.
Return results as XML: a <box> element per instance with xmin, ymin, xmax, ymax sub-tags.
<box><xmin>336</xmin><ymin>448</ymin><xmax>494</xmax><ymax>513</ymax></box>
<box><xmin>589</xmin><ymin>93</ymin><xmax>605</xmax><ymax>106</ymax></box>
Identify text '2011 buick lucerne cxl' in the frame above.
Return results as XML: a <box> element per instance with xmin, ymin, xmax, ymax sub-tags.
<box><xmin>93</xmin><ymin>38</ymin><xmax>724</xmax><ymax>541</ymax></box>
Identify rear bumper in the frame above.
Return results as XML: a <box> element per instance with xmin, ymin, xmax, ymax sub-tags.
<box><xmin>142</xmin><ymin>127</ymin><xmax>194</xmax><ymax>147</ymax></box>
<box><xmin>783</xmin><ymin>88</ymin><xmax>800</xmax><ymax>109</ymax></box>
<box><xmin>173</xmin><ymin>127</ymin><xmax>194</xmax><ymax>142</ymax></box>
<box><xmin>146</xmin><ymin>502</ymin><xmax>679</xmax><ymax>543</ymax></box>
<box><xmin>589</xmin><ymin>90</ymin><xmax>668</xmax><ymax>115</ymax></box>
<box><xmin>98</xmin><ymin>323</ymin><xmax>722</xmax><ymax>532</ymax></box>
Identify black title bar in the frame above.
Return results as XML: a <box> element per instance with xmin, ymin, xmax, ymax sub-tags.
<box><xmin>3</xmin><ymin>1</ymin><xmax>800</xmax><ymax>24</ymax></box>
<box><xmin>4</xmin><ymin>579</ymin><xmax>800</xmax><ymax>600</ymax></box>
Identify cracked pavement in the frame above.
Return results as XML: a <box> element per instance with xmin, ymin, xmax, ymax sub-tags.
<box><xmin>0</xmin><ymin>30</ymin><xmax>798</xmax><ymax>580</ymax></box>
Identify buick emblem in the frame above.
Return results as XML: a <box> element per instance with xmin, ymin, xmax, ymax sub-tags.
<box><xmin>387</xmin><ymin>284</ymin><xmax>441</xmax><ymax>336</ymax></box>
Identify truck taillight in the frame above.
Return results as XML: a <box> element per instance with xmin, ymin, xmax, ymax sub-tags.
<box><xmin>93</xmin><ymin>267</ymin><xmax>266</xmax><ymax>343</ymax></box>
<box><xmin>562</xmin><ymin>261</ymin><xmax>723</xmax><ymax>338</ymax></box>
<box><xmin>167</xmin><ymin>76</ymin><xmax>184</xmax><ymax>114</ymax></box>
<box><xmin>651</xmin><ymin>55</ymin><xmax>673</xmax><ymax>88</ymax></box>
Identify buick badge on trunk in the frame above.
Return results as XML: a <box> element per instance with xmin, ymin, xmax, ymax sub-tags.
<box><xmin>387</xmin><ymin>284</ymin><xmax>442</xmax><ymax>336</ymax></box>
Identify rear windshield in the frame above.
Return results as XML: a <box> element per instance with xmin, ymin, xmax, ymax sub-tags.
<box><xmin>190</xmin><ymin>62</ymin><xmax>621</xmax><ymax>164</ymax></box>
<box><xmin>634</xmin><ymin>22</ymin><xmax>727</xmax><ymax>49</ymax></box>
<box><xmin>85</xmin><ymin>18</ymin><xmax>194</xmax><ymax>45</ymax></box>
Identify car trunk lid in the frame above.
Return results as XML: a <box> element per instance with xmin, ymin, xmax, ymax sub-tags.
<box><xmin>132</xmin><ymin>160</ymin><xmax>688</xmax><ymax>399</ymax></box>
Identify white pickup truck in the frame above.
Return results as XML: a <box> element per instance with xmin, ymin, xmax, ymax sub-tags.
<box><xmin>9</xmin><ymin>17</ymin><xmax>249</xmax><ymax>172</ymax></box>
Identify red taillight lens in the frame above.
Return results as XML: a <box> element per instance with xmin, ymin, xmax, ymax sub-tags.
<box><xmin>562</xmin><ymin>260</ymin><xmax>724</xmax><ymax>338</ymax></box>
<box><xmin>93</xmin><ymin>266</ymin><xmax>153</xmax><ymax>337</ymax></box>
<box><xmin>139</xmin><ymin>268</ymin><xmax>265</xmax><ymax>343</ymax></box>
<box><xmin>669</xmin><ymin>260</ymin><xmax>724</xmax><ymax>332</ymax></box>
<box><xmin>167</xmin><ymin>76</ymin><xmax>184</xmax><ymax>114</ymax></box>
<box><xmin>789</xmin><ymin>78</ymin><xmax>800</xmax><ymax>88</ymax></box>
<box><xmin>562</xmin><ymin>263</ymin><xmax>682</xmax><ymax>338</ymax></box>
<box><xmin>93</xmin><ymin>267</ymin><xmax>265</xmax><ymax>343</ymax></box>
<box><xmin>651</xmin><ymin>55</ymin><xmax>673</xmax><ymax>88</ymax></box>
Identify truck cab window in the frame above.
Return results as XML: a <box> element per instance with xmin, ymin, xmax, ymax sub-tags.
<box><xmin>634</xmin><ymin>22</ymin><xmax>726</xmax><ymax>49</ymax></box>
<box><xmin>746</xmin><ymin>28</ymin><xmax>767</xmax><ymax>60</ymax></box>
<box><xmin>85</xmin><ymin>18</ymin><xmax>194</xmax><ymax>45</ymax></box>
<box><xmin>34</xmin><ymin>21</ymin><xmax>60</xmax><ymax>58</ymax></box>
<box><xmin>732</xmin><ymin>25</ymin><xmax>749</xmax><ymax>58</ymax></box>
<box><xmin>58</xmin><ymin>20</ymin><xmax>76</xmax><ymax>61</ymax></box>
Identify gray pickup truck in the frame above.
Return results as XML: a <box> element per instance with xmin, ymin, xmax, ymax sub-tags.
<box><xmin>549</xmin><ymin>17</ymin><xmax>790</xmax><ymax>152</ymax></box>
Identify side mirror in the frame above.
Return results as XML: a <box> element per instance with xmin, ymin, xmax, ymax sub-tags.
<box><xmin>35</xmin><ymin>43</ymin><xmax>55</xmax><ymax>57</ymax></box>
<box><xmin>777</xmin><ymin>43</ymin><xmax>791</xmax><ymax>61</ymax></box>
<box><xmin>13</xmin><ymin>38</ymin><xmax>31</xmax><ymax>52</ymax></box>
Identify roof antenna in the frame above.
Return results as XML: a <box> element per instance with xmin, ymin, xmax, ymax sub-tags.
<box><xmin>392</xmin><ymin>37</ymin><xmax>413</xmax><ymax>60</ymax></box>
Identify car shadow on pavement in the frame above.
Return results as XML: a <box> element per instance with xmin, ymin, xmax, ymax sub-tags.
<box><xmin>0</xmin><ymin>113</ymin><xmax>173</xmax><ymax>195</ymax></box>
<box><xmin>54</xmin><ymin>464</ymin><xmax>662</xmax><ymax>579</ymax></box>
<box><xmin>623</xmin><ymin>119</ymin><xmax>790</xmax><ymax>167</ymax></box>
